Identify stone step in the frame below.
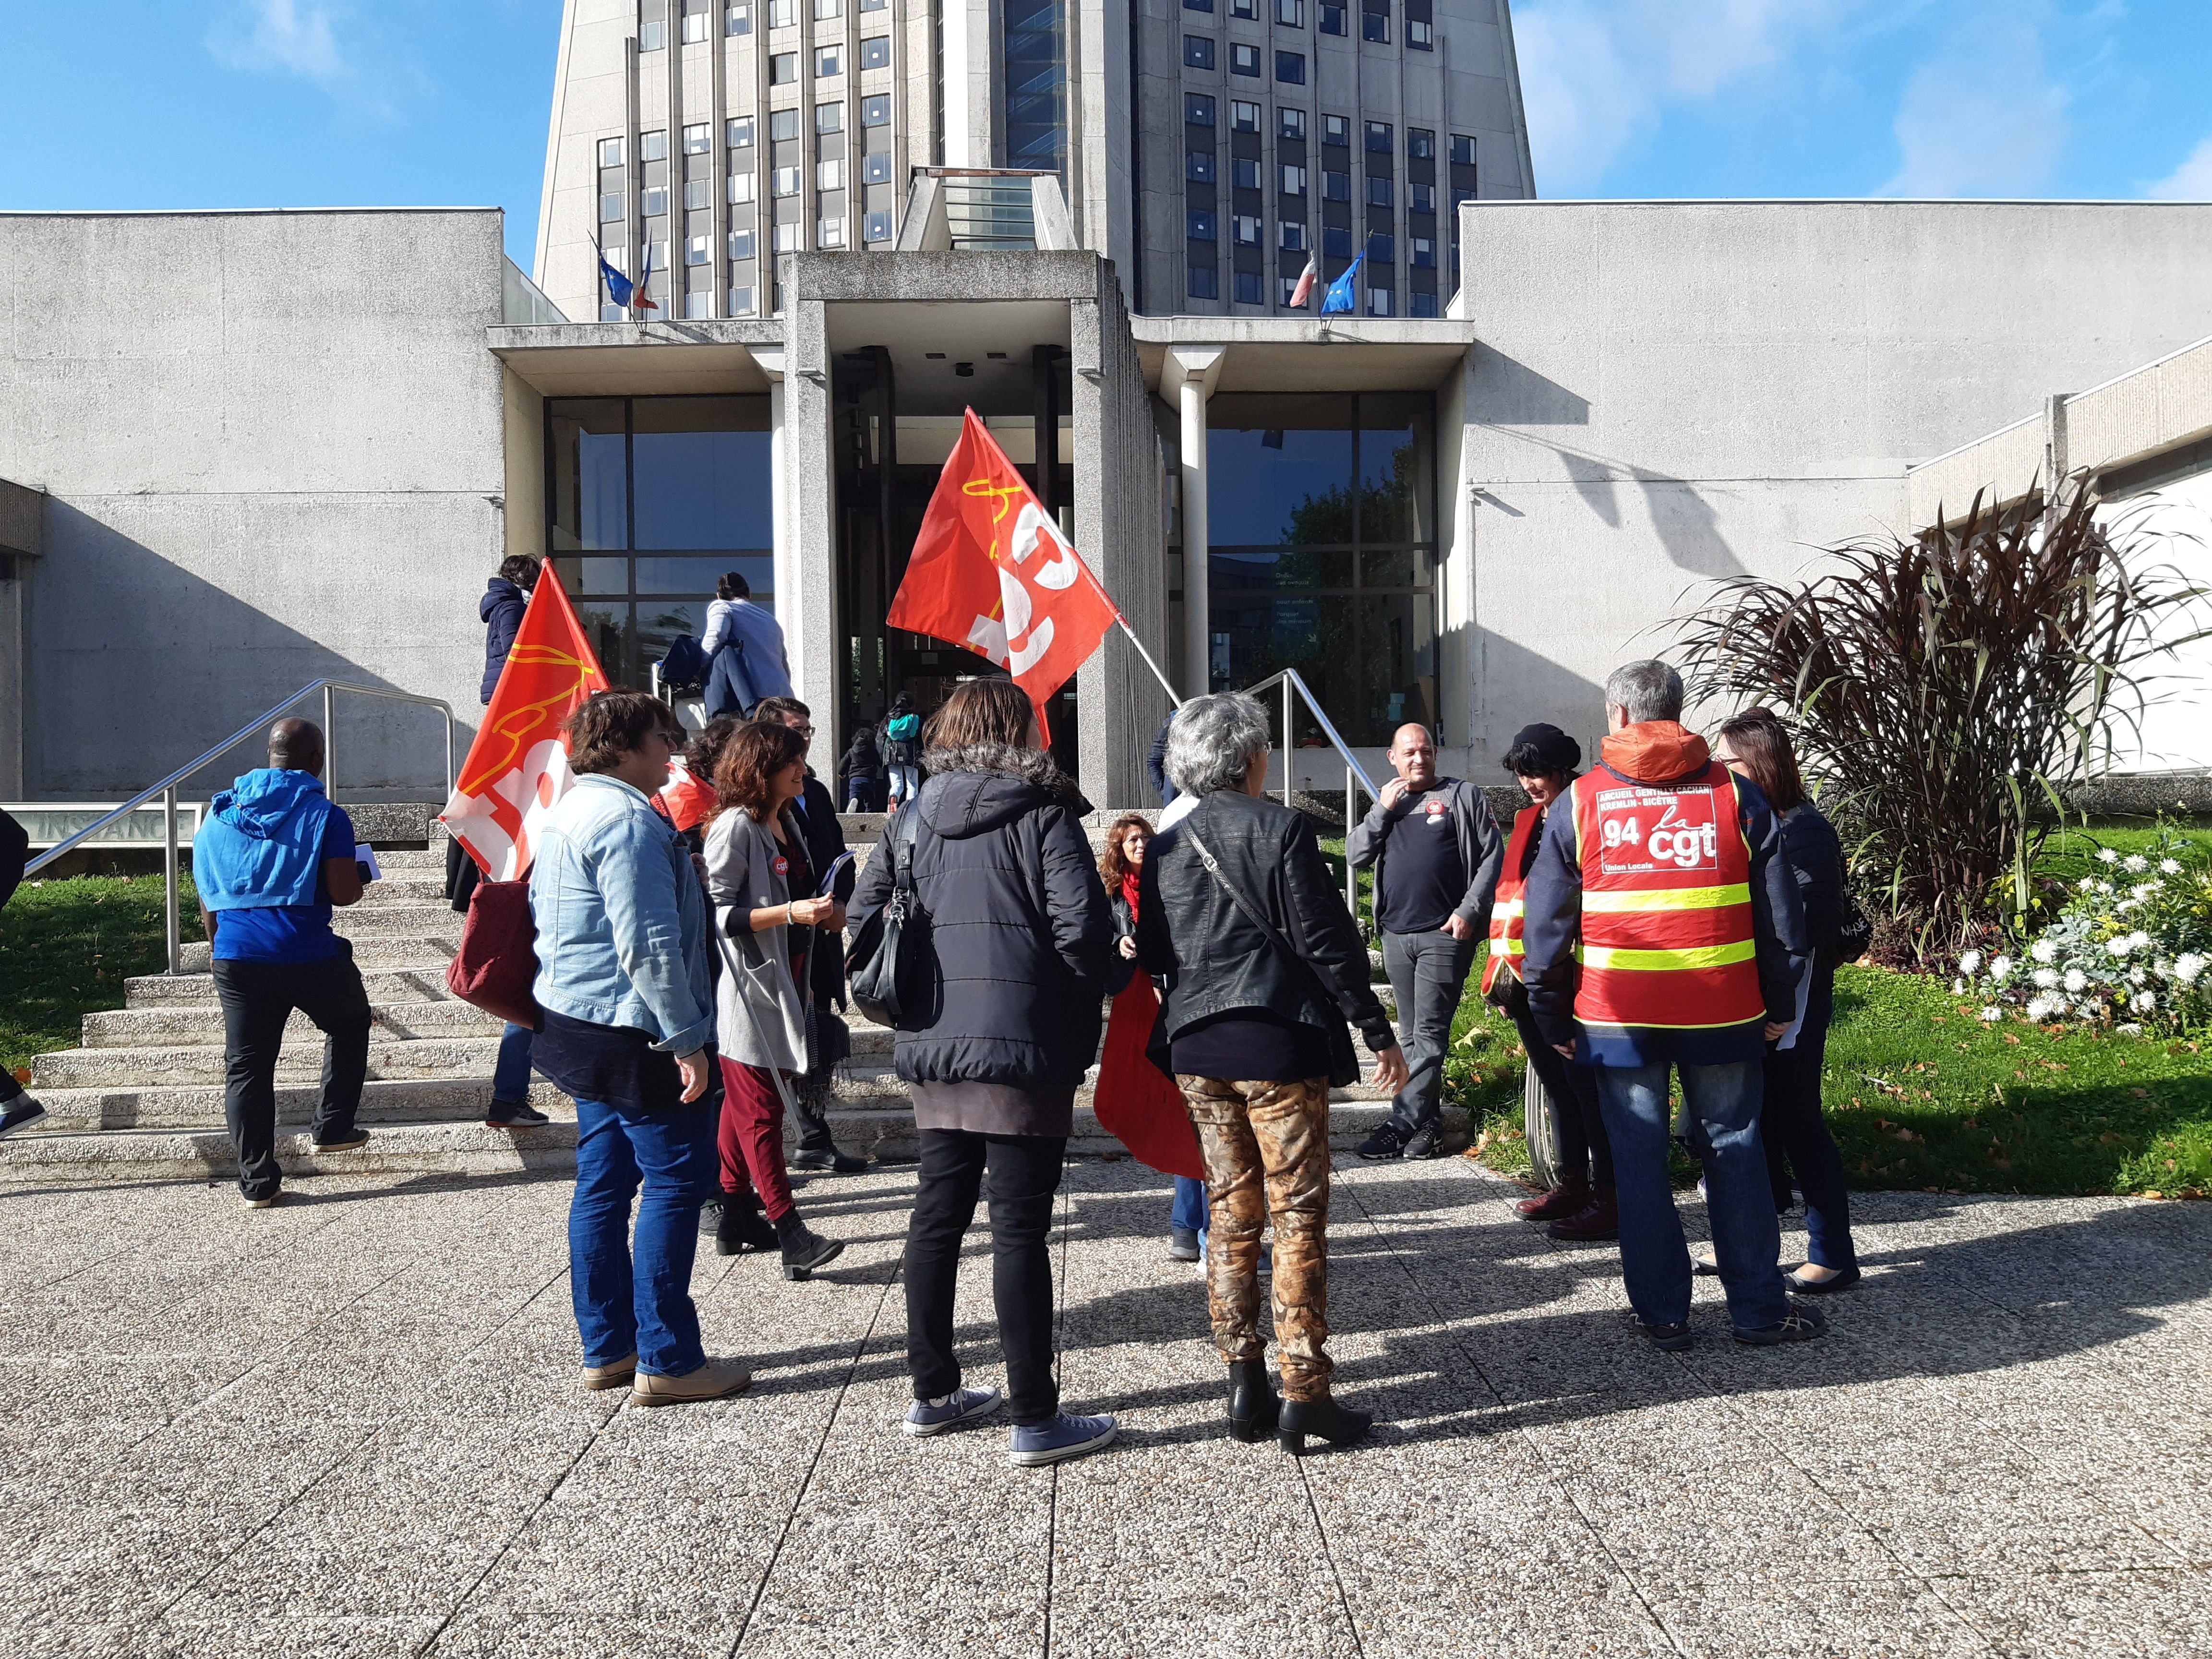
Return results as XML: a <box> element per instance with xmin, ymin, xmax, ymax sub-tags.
<box><xmin>24</xmin><ymin>1077</ymin><xmax>572</xmax><ymax>1133</ymax></box>
<box><xmin>355</xmin><ymin>877</ymin><xmax>448</xmax><ymax>904</ymax></box>
<box><xmin>0</xmin><ymin>1098</ymin><xmax>1439</xmax><ymax>1186</ymax></box>
<box><xmin>179</xmin><ymin>938</ymin><xmax>458</xmax><ymax>974</ymax></box>
<box><xmin>373</xmin><ymin>849</ymin><xmax>448</xmax><ymax>872</ymax></box>
<box><xmin>31</xmin><ymin>1034</ymin><xmax>507</xmax><ymax>1091</ymax></box>
<box><xmin>331</xmin><ymin>903</ymin><xmax>462</xmax><ymax>940</ymax></box>
<box><xmin>124</xmin><ymin>968</ymin><xmax>457</xmax><ymax>1007</ymax></box>
<box><xmin>82</xmin><ymin>999</ymin><xmax>504</xmax><ymax>1049</ymax></box>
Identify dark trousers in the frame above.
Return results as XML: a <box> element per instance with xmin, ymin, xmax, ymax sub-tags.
<box><xmin>904</xmin><ymin>1129</ymin><xmax>1066</xmax><ymax>1425</ymax></box>
<box><xmin>1380</xmin><ymin>927</ymin><xmax>1479</xmax><ymax>1131</ymax></box>
<box><xmin>211</xmin><ymin>950</ymin><xmax>372</xmax><ymax>1200</ymax></box>
<box><xmin>1499</xmin><ymin>979</ymin><xmax>1611</xmax><ymax>1186</ymax></box>
<box><xmin>1761</xmin><ymin>991</ymin><xmax>1857</xmax><ymax>1271</ymax></box>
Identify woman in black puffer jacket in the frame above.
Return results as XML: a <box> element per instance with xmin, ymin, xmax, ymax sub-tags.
<box><xmin>845</xmin><ymin>677</ymin><xmax>1117</xmax><ymax>1467</ymax></box>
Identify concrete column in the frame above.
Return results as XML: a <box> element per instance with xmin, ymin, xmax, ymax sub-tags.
<box><xmin>746</xmin><ymin>343</ymin><xmax>803</xmax><ymax>704</ymax></box>
<box><xmin>774</xmin><ymin>299</ymin><xmax>842</xmax><ymax>739</ymax></box>
<box><xmin>1163</xmin><ymin>345</ymin><xmax>1226</xmax><ymax>697</ymax></box>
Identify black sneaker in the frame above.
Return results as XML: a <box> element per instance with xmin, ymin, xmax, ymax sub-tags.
<box><xmin>1167</xmin><ymin>1226</ymin><xmax>1201</xmax><ymax>1263</ymax></box>
<box><xmin>791</xmin><ymin>1146</ymin><xmax>870</xmax><ymax>1174</ymax></box>
<box><xmin>1356</xmin><ymin>1121</ymin><xmax>1411</xmax><ymax>1160</ymax></box>
<box><xmin>310</xmin><ymin>1127</ymin><xmax>371</xmax><ymax>1153</ymax></box>
<box><xmin>485</xmin><ymin>1100</ymin><xmax>551</xmax><ymax>1130</ymax></box>
<box><xmin>1400</xmin><ymin>1120</ymin><xmax>1446</xmax><ymax>1160</ymax></box>
<box><xmin>0</xmin><ymin>1096</ymin><xmax>48</xmax><ymax>1139</ymax></box>
<box><xmin>1632</xmin><ymin>1314</ymin><xmax>1694</xmax><ymax>1351</ymax></box>
<box><xmin>1734</xmin><ymin>1300</ymin><xmax>1830</xmax><ymax>1346</ymax></box>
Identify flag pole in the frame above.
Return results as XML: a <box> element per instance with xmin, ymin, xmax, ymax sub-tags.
<box><xmin>1110</xmin><ymin>610</ymin><xmax>1183</xmax><ymax>709</ymax></box>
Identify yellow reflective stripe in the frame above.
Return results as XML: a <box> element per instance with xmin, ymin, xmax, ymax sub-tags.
<box><xmin>1495</xmin><ymin>938</ymin><xmax>1524</xmax><ymax>957</ymax></box>
<box><xmin>1583</xmin><ymin>884</ymin><xmax>1750</xmax><ymax>914</ymax></box>
<box><xmin>1576</xmin><ymin>939</ymin><xmax>1757</xmax><ymax>972</ymax></box>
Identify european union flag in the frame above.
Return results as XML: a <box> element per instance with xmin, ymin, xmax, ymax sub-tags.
<box><xmin>1321</xmin><ymin>251</ymin><xmax>1364</xmax><ymax>316</ymax></box>
<box><xmin>599</xmin><ymin>251</ymin><xmax>635</xmax><ymax>311</ymax></box>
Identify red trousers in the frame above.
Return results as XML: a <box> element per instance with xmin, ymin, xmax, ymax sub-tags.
<box><xmin>718</xmin><ymin>1057</ymin><xmax>795</xmax><ymax>1222</ymax></box>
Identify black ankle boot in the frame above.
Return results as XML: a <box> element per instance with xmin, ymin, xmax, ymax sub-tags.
<box><xmin>1279</xmin><ymin>1394</ymin><xmax>1371</xmax><ymax>1457</ymax></box>
<box><xmin>775</xmin><ymin>1210</ymin><xmax>845</xmax><ymax>1281</ymax></box>
<box><xmin>716</xmin><ymin>1192</ymin><xmax>778</xmax><ymax>1257</ymax></box>
<box><xmin>1226</xmin><ymin>1361</ymin><xmax>1281</xmax><ymax>1443</ymax></box>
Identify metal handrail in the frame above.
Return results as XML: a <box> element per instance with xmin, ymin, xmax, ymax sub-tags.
<box><xmin>1239</xmin><ymin>667</ymin><xmax>1381</xmax><ymax>928</ymax></box>
<box><xmin>24</xmin><ymin>679</ymin><xmax>456</xmax><ymax>974</ymax></box>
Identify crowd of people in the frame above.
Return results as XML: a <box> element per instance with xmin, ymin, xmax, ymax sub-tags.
<box><xmin>162</xmin><ymin>552</ymin><xmax>1862</xmax><ymax>1464</ymax></box>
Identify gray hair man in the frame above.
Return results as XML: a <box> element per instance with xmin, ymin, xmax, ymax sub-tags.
<box><xmin>1344</xmin><ymin>721</ymin><xmax>1504</xmax><ymax>1160</ymax></box>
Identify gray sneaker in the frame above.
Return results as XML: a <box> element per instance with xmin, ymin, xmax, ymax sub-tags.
<box><xmin>904</xmin><ymin>1386</ymin><xmax>1003</xmax><ymax>1436</ymax></box>
<box><xmin>1009</xmin><ymin>1410</ymin><xmax>1118</xmax><ymax>1467</ymax></box>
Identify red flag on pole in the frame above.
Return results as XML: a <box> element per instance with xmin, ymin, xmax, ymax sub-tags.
<box><xmin>1093</xmin><ymin>974</ymin><xmax>1204</xmax><ymax>1179</ymax></box>
<box><xmin>440</xmin><ymin>569</ymin><xmax>612</xmax><ymax>880</ymax></box>
<box><xmin>887</xmin><ymin>409</ymin><xmax>1120</xmax><ymax>745</ymax></box>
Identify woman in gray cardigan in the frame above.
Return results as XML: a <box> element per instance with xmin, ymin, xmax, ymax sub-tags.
<box><xmin>701</xmin><ymin>720</ymin><xmax>844</xmax><ymax>1279</ymax></box>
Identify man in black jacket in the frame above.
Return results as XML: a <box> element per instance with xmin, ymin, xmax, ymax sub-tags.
<box><xmin>754</xmin><ymin>697</ymin><xmax>867</xmax><ymax>1173</ymax></box>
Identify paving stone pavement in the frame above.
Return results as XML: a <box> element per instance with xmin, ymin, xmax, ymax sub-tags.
<box><xmin>2</xmin><ymin>1154</ymin><xmax>2208</xmax><ymax>1658</ymax></box>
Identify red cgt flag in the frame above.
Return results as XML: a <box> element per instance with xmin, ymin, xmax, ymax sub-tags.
<box><xmin>441</xmin><ymin>569</ymin><xmax>611</xmax><ymax>880</ymax></box>
<box><xmin>888</xmin><ymin>409</ymin><xmax>1120</xmax><ymax>745</ymax></box>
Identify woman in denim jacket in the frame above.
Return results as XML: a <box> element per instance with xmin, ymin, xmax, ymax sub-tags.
<box><xmin>529</xmin><ymin>691</ymin><xmax>750</xmax><ymax>1407</ymax></box>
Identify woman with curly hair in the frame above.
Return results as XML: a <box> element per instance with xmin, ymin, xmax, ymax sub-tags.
<box><xmin>700</xmin><ymin>719</ymin><xmax>846</xmax><ymax>1280</ymax></box>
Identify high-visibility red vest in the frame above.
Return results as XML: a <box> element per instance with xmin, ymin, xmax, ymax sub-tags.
<box><xmin>1480</xmin><ymin>805</ymin><xmax>1542</xmax><ymax>996</ymax></box>
<box><xmin>1567</xmin><ymin>761</ymin><xmax>1764</xmax><ymax>1031</ymax></box>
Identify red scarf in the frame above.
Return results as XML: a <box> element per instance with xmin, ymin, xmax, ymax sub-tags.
<box><xmin>1120</xmin><ymin>870</ymin><xmax>1141</xmax><ymax>921</ymax></box>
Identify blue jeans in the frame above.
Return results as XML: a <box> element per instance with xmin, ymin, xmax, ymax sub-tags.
<box><xmin>492</xmin><ymin>1022</ymin><xmax>533</xmax><ymax>1106</ymax></box>
<box><xmin>1595</xmin><ymin>1059</ymin><xmax>1788</xmax><ymax>1333</ymax></box>
<box><xmin>568</xmin><ymin>1095</ymin><xmax>715</xmax><ymax>1376</ymax></box>
<box><xmin>1171</xmin><ymin>1174</ymin><xmax>1209</xmax><ymax>1234</ymax></box>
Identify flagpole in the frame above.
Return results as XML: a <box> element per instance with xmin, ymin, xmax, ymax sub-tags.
<box><xmin>1110</xmin><ymin>611</ymin><xmax>1183</xmax><ymax>708</ymax></box>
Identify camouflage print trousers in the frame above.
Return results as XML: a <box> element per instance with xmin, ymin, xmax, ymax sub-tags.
<box><xmin>1177</xmin><ymin>1074</ymin><xmax>1334</xmax><ymax>1402</ymax></box>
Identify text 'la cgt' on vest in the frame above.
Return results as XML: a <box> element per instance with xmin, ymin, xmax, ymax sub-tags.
<box><xmin>1480</xmin><ymin>804</ymin><xmax>1541</xmax><ymax>997</ymax></box>
<box><xmin>1566</xmin><ymin>761</ymin><xmax>1764</xmax><ymax>1031</ymax></box>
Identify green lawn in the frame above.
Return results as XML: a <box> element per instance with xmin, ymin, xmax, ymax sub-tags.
<box><xmin>0</xmin><ymin>874</ymin><xmax>203</xmax><ymax>1081</ymax></box>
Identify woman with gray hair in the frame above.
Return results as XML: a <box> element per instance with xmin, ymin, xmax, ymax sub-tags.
<box><xmin>1136</xmin><ymin>693</ymin><xmax>1408</xmax><ymax>1455</ymax></box>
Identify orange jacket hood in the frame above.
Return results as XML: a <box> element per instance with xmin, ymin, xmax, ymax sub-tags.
<box><xmin>1598</xmin><ymin>721</ymin><xmax>1711</xmax><ymax>787</ymax></box>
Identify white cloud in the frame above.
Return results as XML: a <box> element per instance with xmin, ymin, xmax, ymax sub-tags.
<box><xmin>1512</xmin><ymin>0</ymin><xmax>1863</xmax><ymax>193</ymax></box>
<box><xmin>2143</xmin><ymin>134</ymin><xmax>2212</xmax><ymax>200</ymax></box>
<box><xmin>208</xmin><ymin>1</ymin><xmax>379</xmax><ymax>108</ymax></box>
<box><xmin>1879</xmin><ymin>5</ymin><xmax>2069</xmax><ymax>196</ymax></box>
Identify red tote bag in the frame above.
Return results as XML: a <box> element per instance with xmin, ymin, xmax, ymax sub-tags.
<box><xmin>445</xmin><ymin>878</ymin><xmax>544</xmax><ymax>1030</ymax></box>
<box><xmin>1092</xmin><ymin>974</ymin><xmax>1204</xmax><ymax>1180</ymax></box>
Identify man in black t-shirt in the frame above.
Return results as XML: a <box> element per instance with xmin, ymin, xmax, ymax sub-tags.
<box><xmin>1345</xmin><ymin>724</ymin><xmax>1503</xmax><ymax>1158</ymax></box>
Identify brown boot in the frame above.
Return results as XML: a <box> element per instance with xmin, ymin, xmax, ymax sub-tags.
<box><xmin>1515</xmin><ymin>1177</ymin><xmax>1588</xmax><ymax>1222</ymax></box>
<box><xmin>631</xmin><ymin>1357</ymin><xmax>754</xmax><ymax>1406</ymax></box>
<box><xmin>1547</xmin><ymin>1186</ymin><xmax>1619</xmax><ymax>1241</ymax></box>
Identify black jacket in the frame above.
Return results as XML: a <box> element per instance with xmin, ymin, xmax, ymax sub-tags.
<box><xmin>479</xmin><ymin>578</ymin><xmax>528</xmax><ymax>705</ymax></box>
<box><xmin>846</xmin><ymin>743</ymin><xmax>1109</xmax><ymax>1091</ymax></box>
<box><xmin>1136</xmin><ymin>790</ymin><xmax>1393</xmax><ymax>1089</ymax></box>
<box><xmin>789</xmin><ymin>773</ymin><xmax>854</xmax><ymax>1010</ymax></box>
<box><xmin>0</xmin><ymin>806</ymin><xmax>27</xmax><ymax>911</ymax></box>
<box><xmin>1779</xmin><ymin>800</ymin><xmax>1844</xmax><ymax>1002</ymax></box>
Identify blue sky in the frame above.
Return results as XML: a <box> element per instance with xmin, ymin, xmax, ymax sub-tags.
<box><xmin>1</xmin><ymin>1</ymin><xmax>2207</xmax><ymax>275</ymax></box>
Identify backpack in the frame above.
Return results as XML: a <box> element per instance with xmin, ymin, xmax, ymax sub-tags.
<box><xmin>882</xmin><ymin>712</ymin><xmax>921</xmax><ymax>766</ymax></box>
<box><xmin>659</xmin><ymin>633</ymin><xmax>708</xmax><ymax>693</ymax></box>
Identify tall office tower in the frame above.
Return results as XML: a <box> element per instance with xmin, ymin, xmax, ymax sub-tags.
<box><xmin>535</xmin><ymin>0</ymin><xmax>1530</xmax><ymax>322</ymax></box>
<box><xmin>1132</xmin><ymin>0</ymin><xmax>1533</xmax><ymax>316</ymax></box>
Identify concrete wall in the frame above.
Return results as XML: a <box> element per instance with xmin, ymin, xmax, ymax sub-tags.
<box><xmin>0</xmin><ymin>209</ymin><xmax>510</xmax><ymax>801</ymax></box>
<box><xmin>1455</xmin><ymin>199</ymin><xmax>2212</xmax><ymax>765</ymax></box>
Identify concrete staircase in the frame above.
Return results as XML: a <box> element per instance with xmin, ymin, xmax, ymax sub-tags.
<box><xmin>0</xmin><ymin>821</ymin><xmax>1423</xmax><ymax>1188</ymax></box>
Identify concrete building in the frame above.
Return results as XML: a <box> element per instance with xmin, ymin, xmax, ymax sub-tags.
<box><xmin>534</xmin><ymin>0</ymin><xmax>1533</xmax><ymax>325</ymax></box>
<box><xmin>5</xmin><ymin>194</ymin><xmax>2212</xmax><ymax>813</ymax></box>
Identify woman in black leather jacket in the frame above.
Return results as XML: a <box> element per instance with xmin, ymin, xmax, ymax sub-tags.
<box><xmin>1136</xmin><ymin>692</ymin><xmax>1407</xmax><ymax>1454</ymax></box>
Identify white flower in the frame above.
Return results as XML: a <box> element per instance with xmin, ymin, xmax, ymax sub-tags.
<box><xmin>2064</xmin><ymin>968</ymin><xmax>2089</xmax><ymax>994</ymax></box>
<box><xmin>1959</xmin><ymin>950</ymin><xmax>1983</xmax><ymax>976</ymax></box>
<box><xmin>2118</xmin><ymin>1022</ymin><xmax>2144</xmax><ymax>1037</ymax></box>
<box><xmin>2132</xmin><ymin>990</ymin><xmax>2157</xmax><ymax>1013</ymax></box>
<box><xmin>2129</xmin><ymin>966</ymin><xmax>2149</xmax><ymax>986</ymax></box>
<box><xmin>2117</xmin><ymin>899</ymin><xmax>2141</xmax><ymax>914</ymax></box>
<box><xmin>2174</xmin><ymin>953</ymin><xmax>2206</xmax><ymax>985</ymax></box>
<box><xmin>2034</xmin><ymin>967</ymin><xmax>2061</xmax><ymax>989</ymax></box>
<box><xmin>2079</xmin><ymin>877</ymin><xmax>2102</xmax><ymax>892</ymax></box>
<box><xmin>2098</xmin><ymin>847</ymin><xmax>2121</xmax><ymax>864</ymax></box>
<box><xmin>2132</xmin><ymin>882</ymin><xmax>2159</xmax><ymax>900</ymax></box>
<box><xmin>1951</xmin><ymin>977</ymin><xmax>1966</xmax><ymax>995</ymax></box>
<box><xmin>2159</xmin><ymin>858</ymin><xmax>2182</xmax><ymax>875</ymax></box>
<box><xmin>2123</xmin><ymin>854</ymin><xmax>2149</xmax><ymax>874</ymax></box>
<box><xmin>1980</xmin><ymin>1006</ymin><xmax>2002</xmax><ymax>1022</ymax></box>
<box><xmin>2025</xmin><ymin>994</ymin><xmax>2060</xmax><ymax>1022</ymax></box>
<box><xmin>2096</xmin><ymin>880</ymin><xmax>2115</xmax><ymax>895</ymax></box>
<box><xmin>2107</xmin><ymin>936</ymin><xmax>2134</xmax><ymax>958</ymax></box>
<box><xmin>2031</xmin><ymin>939</ymin><xmax>2059</xmax><ymax>965</ymax></box>
<box><xmin>1991</xmin><ymin>955</ymin><xmax>2014</xmax><ymax>983</ymax></box>
<box><xmin>2128</xmin><ymin>930</ymin><xmax>2151</xmax><ymax>952</ymax></box>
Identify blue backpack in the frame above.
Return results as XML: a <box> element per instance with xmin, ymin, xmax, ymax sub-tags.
<box><xmin>659</xmin><ymin>634</ymin><xmax>709</xmax><ymax>692</ymax></box>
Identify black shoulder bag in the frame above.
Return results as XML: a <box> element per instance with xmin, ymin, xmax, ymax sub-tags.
<box><xmin>846</xmin><ymin>805</ymin><xmax>922</xmax><ymax>1026</ymax></box>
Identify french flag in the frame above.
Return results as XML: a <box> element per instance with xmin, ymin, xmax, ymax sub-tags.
<box><xmin>1287</xmin><ymin>252</ymin><xmax>1320</xmax><ymax>310</ymax></box>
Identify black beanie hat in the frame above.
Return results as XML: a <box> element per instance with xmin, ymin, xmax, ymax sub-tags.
<box><xmin>1504</xmin><ymin>722</ymin><xmax>1581</xmax><ymax>777</ymax></box>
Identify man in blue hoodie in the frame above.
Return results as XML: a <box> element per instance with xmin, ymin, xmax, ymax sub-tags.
<box><xmin>195</xmin><ymin>719</ymin><xmax>372</xmax><ymax>1207</ymax></box>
